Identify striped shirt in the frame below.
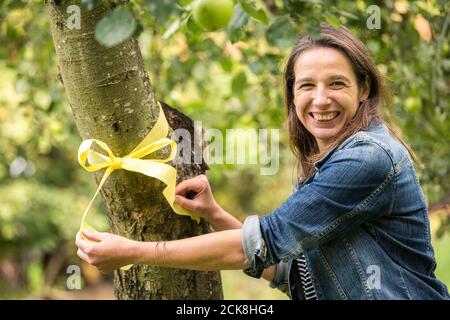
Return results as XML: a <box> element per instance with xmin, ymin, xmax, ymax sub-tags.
<box><xmin>296</xmin><ymin>253</ymin><xmax>318</xmax><ymax>300</ymax></box>
<box><xmin>293</xmin><ymin>179</ymin><xmax>318</xmax><ymax>300</ymax></box>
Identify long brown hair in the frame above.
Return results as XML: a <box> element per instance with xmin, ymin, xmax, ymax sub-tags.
<box><xmin>284</xmin><ymin>24</ymin><xmax>415</xmax><ymax>181</ymax></box>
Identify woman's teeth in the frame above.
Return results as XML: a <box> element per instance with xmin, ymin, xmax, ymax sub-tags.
<box><xmin>311</xmin><ymin>112</ymin><xmax>339</xmax><ymax>121</ymax></box>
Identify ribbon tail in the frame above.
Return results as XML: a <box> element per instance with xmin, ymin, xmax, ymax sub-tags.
<box><xmin>80</xmin><ymin>167</ymin><xmax>113</xmax><ymax>234</ymax></box>
<box><xmin>79</xmin><ymin>167</ymin><xmax>133</xmax><ymax>270</ymax></box>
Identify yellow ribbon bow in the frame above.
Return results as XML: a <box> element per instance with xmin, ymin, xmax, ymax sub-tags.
<box><xmin>78</xmin><ymin>102</ymin><xmax>199</xmax><ymax>270</ymax></box>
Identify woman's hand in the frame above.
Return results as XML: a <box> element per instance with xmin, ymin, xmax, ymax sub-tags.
<box><xmin>75</xmin><ymin>229</ymin><xmax>138</xmax><ymax>273</ymax></box>
<box><xmin>175</xmin><ymin>175</ymin><xmax>220</xmax><ymax>220</ymax></box>
<box><xmin>175</xmin><ymin>175</ymin><xmax>242</xmax><ymax>231</ymax></box>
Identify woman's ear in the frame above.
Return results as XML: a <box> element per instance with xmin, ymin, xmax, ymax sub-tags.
<box><xmin>360</xmin><ymin>76</ymin><xmax>371</xmax><ymax>101</ymax></box>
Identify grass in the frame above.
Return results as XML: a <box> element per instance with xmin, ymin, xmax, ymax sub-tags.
<box><xmin>430</xmin><ymin>214</ymin><xmax>450</xmax><ymax>289</ymax></box>
<box><xmin>221</xmin><ymin>270</ymin><xmax>288</xmax><ymax>300</ymax></box>
<box><xmin>433</xmin><ymin>234</ymin><xmax>450</xmax><ymax>288</ymax></box>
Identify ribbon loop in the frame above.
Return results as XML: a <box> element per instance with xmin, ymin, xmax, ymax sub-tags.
<box><xmin>77</xmin><ymin>102</ymin><xmax>200</xmax><ymax>270</ymax></box>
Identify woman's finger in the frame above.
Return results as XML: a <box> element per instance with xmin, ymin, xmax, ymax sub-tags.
<box><xmin>175</xmin><ymin>195</ymin><xmax>197</xmax><ymax>212</ymax></box>
<box><xmin>81</xmin><ymin>229</ymin><xmax>105</xmax><ymax>242</ymax></box>
<box><xmin>175</xmin><ymin>178</ymin><xmax>203</xmax><ymax>196</ymax></box>
<box><xmin>75</xmin><ymin>231</ymin><xmax>90</xmax><ymax>251</ymax></box>
<box><xmin>77</xmin><ymin>248</ymin><xmax>90</xmax><ymax>263</ymax></box>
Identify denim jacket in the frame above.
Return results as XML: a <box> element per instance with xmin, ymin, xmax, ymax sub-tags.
<box><xmin>241</xmin><ymin>119</ymin><xmax>449</xmax><ymax>300</ymax></box>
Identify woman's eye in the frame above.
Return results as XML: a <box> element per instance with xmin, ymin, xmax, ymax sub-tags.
<box><xmin>330</xmin><ymin>81</ymin><xmax>345</xmax><ymax>89</ymax></box>
<box><xmin>299</xmin><ymin>83</ymin><xmax>314</xmax><ymax>90</ymax></box>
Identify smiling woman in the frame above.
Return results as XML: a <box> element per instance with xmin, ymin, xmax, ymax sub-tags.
<box><xmin>283</xmin><ymin>25</ymin><xmax>411</xmax><ymax>181</ymax></box>
<box><xmin>292</xmin><ymin>47</ymin><xmax>368</xmax><ymax>152</ymax></box>
<box><xmin>75</xmin><ymin>24</ymin><xmax>450</xmax><ymax>300</ymax></box>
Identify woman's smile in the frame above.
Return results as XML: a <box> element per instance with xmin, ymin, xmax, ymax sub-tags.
<box><xmin>304</xmin><ymin>106</ymin><xmax>347</xmax><ymax>144</ymax></box>
<box><xmin>309</xmin><ymin>111</ymin><xmax>341</xmax><ymax>122</ymax></box>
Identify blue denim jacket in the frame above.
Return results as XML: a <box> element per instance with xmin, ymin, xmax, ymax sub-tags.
<box><xmin>242</xmin><ymin>120</ymin><xmax>449</xmax><ymax>300</ymax></box>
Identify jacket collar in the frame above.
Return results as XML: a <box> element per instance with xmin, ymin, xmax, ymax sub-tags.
<box><xmin>313</xmin><ymin>119</ymin><xmax>384</xmax><ymax>170</ymax></box>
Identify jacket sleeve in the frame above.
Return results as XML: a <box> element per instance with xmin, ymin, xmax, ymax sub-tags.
<box><xmin>242</xmin><ymin>140</ymin><xmax>395</xmax><ymax>278</ymax></box>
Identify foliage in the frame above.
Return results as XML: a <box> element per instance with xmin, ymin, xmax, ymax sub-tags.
<box><xmin>95</xmin><ymin>6</ymin><xmax>137</xmax><ymax>47</ymax></box>
<box><xmin>0</xmin><ymin>0</ymin><xmax>448</xmax><ymax>297</ymax></box>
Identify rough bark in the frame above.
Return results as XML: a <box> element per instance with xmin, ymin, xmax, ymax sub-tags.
<box><xmin>47</xmin><ymin>0</ymin><xmax>223</xmax><ymax>299</ymax></box>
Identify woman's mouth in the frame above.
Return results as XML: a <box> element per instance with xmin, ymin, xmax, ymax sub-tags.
<box><xmin>309</xmin><ymin>112</ymin><xmax>340</xmax><ymax>122</ymax></box>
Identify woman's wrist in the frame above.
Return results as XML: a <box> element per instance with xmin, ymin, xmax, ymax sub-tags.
<box><xmin>134</xmin><ymin>240</ymin><xmax>171</xmax><ymax>267</ymax></box>
<box><xmin>261</xmin><ymin>265</ymin><xmax>277</xmax><ymax>283</ymax></box>
<box><xmin>129</xmin><ymin>240</ymin><xmax>150</xmax><ymax>265</ymax></box>
<box><xmin>210</xmin><ymin>207</ymin><xmax>242</xmax><ymax>231</ymax></box>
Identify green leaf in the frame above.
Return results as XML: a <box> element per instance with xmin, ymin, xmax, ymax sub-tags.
<box><xmin>266</xmin><ymin>17</ymin><xmax>298</xmax><ymax>48</ymax></box>
<box><xmin>179</xmin><ymin>0</ymin><xmax>194</xmax><ymax>6</ymax></box>
<box><xmin>283</xmin><ymin>0</ymin><xmax>307</xmax><ymax>18</ymax></box>
<box><xmin>95</xmin><ymin>7</ymin><xmax>136</xmax><ymax>48</ymax></box>
<box><xmin>338</xmin><ymin>10</ymin><xmax>359</xmax><ymax>20</ymax></box>
<box><xmin>232</xmin><ymin>71</ymin><xmax>247</xmax><ymax>95</ymax></box>
<box><xmin>227</xmin><ymin>4</ymin><xmax>249</xmax><ymax>43</ymax></box>
<box><xmin>239</xmin><ymin>0</ymin><xmax>269</xmax><ymax>25</ymax></box>
<box><xmin>186</xmin><ymin>14</ymin><xmax>203</xmax><ymax>34</ymax></box>
<box><xmin>81</xmin><ymin>0</ymin><xmax>97</xmax><ymax>11</ymax></box>
<box><xmin>144</xmin><ymin>0</ymin><xmax>182</xmax><ymax>24</ymax></box>
<box><xmin>323</xmin><ymin>12</ymin><xmax>340</xmax><ymax>27</ymax></box>
<box><xmin>304</xmin><ymin>19</ymin><xmax>321</xmax><ymax>40</ymax></box>
<box><xmin>133</xmin><ymin>21</ymin><xmax>144</xmax><ymax>38</ymax></box>
<box><xmin>219</xmin><ymin>56</ymin><xmax>233</xmax><ymax>73</ymax></box>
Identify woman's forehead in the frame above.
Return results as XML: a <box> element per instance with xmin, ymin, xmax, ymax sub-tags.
<box><xmin>293</xmin><ymin>47</ymin><xmax>356</xmax><ymax>79</ymax></box>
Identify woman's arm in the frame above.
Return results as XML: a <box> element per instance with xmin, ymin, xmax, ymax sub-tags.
<box><xmin>138</xmin><ymin>229</ymin><xmax>248</xmax><ymax>270</ymax></box>
<box><xmin>205</xmin><ymin>206</ymin><xmax>243</xmax><ymax>231</ymax></box>
<box><xmin>76</xmin><ymin>228</ymin><xmax>250</xmax><ymax>273</ymax></box>
<box><xmin>76</xmin><ymin>225</ymin><xmax>277</xmax><ymax>282</ymax></box>
<box><xmin>261</xmin><ymin>265</ymin><xmax>277</xmax><ymax>283</ymax></box>
<box><xmin>76</xmin><ymin>174</ymin><xmax>277</xmax><ymax>281</ymax></box>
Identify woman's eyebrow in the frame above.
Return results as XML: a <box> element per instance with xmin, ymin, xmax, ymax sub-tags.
<box><xmin>329</xmin><ymin>75</ymin><xmax>351</xmax><ymax>82</ymax></box>
<box><xmin>295</xmin><ymin>75</ymin><xmax>352</xmax><ymax>86</ymax></box>
<box><xmin>295</xmin><ymin>77</ymin><xmax>314</xmax><ymax>86</ymax></box>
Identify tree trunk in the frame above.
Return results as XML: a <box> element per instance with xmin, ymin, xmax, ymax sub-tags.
<box><xmin>46</xmin><ymin>0</ymin><xmax>223</xmax><ymax>299</ymax></box>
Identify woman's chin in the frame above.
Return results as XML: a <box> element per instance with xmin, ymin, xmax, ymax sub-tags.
<box><xmin>309</xmin><ymin>127</ymin><xmax>343</xmax><ymax>142</ymax></box>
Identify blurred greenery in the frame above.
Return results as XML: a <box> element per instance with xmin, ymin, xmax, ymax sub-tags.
<box><xmin>0</xmin><ymin>0</ymin><xmax>448</xmax><ymax>299</ymax></box>
<box><xmin>434</xmin><ymin>235</ymin><xmax>450</xmax><ymax>287</ymax></box>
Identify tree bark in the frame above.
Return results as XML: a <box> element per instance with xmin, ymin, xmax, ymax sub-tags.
<box><xmin>47</xmin><ymin>0</ymin><xmax>223</xmax><ymax>299</ymax></box>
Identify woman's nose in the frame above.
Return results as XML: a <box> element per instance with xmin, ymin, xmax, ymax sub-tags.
<box><xmin>312</xmin><ymin>86</ymin><xmax>331</xmax><ymax>107</ymax></box>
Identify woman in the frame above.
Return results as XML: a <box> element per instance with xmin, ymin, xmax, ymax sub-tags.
<box><xmin>75</xmin><ymin>25</ymin><xmax>449</xmax><ymax>300</ymax></box>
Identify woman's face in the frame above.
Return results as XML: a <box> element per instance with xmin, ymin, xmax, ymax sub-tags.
<box><xmin>293</xmin><ymin>47</ymin><xmax>369</xmax><ymax>151</ymax></box>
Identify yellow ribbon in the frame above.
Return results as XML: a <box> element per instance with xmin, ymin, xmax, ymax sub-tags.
<box><xmin>78</xmin><ymin>101</ymin><xmax>199</xmax><ymax>270</ymax></box>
